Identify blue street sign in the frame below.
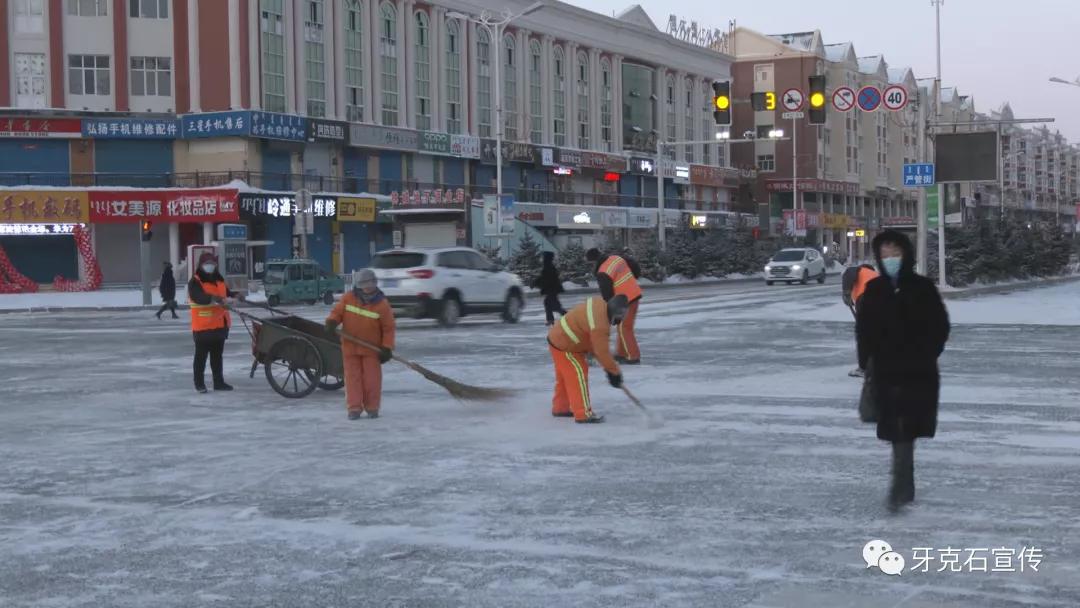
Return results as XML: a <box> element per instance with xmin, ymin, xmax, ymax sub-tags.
<box><xmin>857</xmin><ymin>86</ymin><xmax>882</xmax><ymax>112</ymax></box>
<box><xmin>903</xmin><ymin>163</ymin><xmax>935</xmax><ymax>187</ymax></box>
<box><xmin>83</xmin><ymin>118</ymin><xmax>179</xmax><ymax>139</ymax></box>
<box><xmin>181</xmin><ymin>111</ymin><xmax>251</xmax><ymax>138</ymax></box>
<box><xmin>217</xmin><ymin>223</ymin><xmax>248</xmax><ymax>241</ymax></box>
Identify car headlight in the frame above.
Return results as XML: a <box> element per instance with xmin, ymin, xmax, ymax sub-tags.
<box><xmin>764</xmin><ymin>265</ymin><xmax>772</xmax><ymax>271</ymax></box>
<box><xmin>792</xmin><ymin>264</ymin><xmax>801</xmax><ymax>270</ymax></box>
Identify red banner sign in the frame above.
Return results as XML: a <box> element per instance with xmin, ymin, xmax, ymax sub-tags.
<box><xmin>0</xmin><ymin>117</ymin><xmax>83</xmax><ymax>138</ymax></box>
<box><xmin>89</xmin><ymin>189</ymin><xmax>239</xmax><ymax>223</ymax></box>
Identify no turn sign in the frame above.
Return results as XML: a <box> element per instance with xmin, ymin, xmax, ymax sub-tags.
<box><xmin>832</xmin><ymin>87</ymin><xmax>855</xmax><ymax>112</ymax></box>
<box><xmin>782</xmin><ymin>89</ymin><xmax>805</xmax><ymax>112</ymax></box>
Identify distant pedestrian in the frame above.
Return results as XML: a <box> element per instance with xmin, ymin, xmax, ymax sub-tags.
<box><xmin>188</xmin><ymin>252</ymin><xmax>241</xmax><ymax>393</ymax></box>
<box><xmin>856</xmin><ymin>230</ymin><xmax>950</xmax><ymax>512</ymax></box>
<box><xmin>534</xmin><ymin>251</ymin><xmax>566</xmax><ymax>327</ymax></box>
<box><xmin>156</xmin><ymin>262</ymin><xmax>179</xmax><ymax>320</ymax></box>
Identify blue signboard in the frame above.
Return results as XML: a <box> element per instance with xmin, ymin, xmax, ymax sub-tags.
<box><xmin>83</xmin><ymin>118</ymin><xmax>179</xmax><ymax>139</ymax></box>
<box><xmin>857</xmin><ymin>86</ymin><xmax>882</xmax><ymax>112</ymax></box>
<box><xmin>903</xmin><ymin>163</ymin><xmax>935</xmax><ymax>187</ymax></box>
<box><xmin>181</xmin><ymin>111</ymin><xmax>251</xmax><ymax>138</ymax></box>
<box><xmin>250</xmin><ymin>111</ymin><xmax>307</xmax><ymax>142</ymax></box>
<box><xmin>217</xmin><ymin>223</ymin><xmax>249</xmax><ymax>241</ymax></box>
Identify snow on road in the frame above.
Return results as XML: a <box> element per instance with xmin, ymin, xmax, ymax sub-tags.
<box><xmin>1</xmin><ymin>280</ymin><xmax>1079</xmax><ymax>607</ymax></box>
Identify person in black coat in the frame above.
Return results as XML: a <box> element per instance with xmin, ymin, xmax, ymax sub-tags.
<box><xmin>188</xmin><ymin>252</ymin><xmax>241</xmax><ymax>393</ymax></box>
<box><xmin>533</xmin><ymin>251</ymin><xmax>566</xmax><ymax>326</ymax></box>
<box><xmin>856</xmin><ymin>230</ymin><xmax>950</xmax><ymax>512</ymax></box>
<box><xmin>155</xmin><ymin>262</ymin><xmax>179</xmax><ymax>319</ymax></box>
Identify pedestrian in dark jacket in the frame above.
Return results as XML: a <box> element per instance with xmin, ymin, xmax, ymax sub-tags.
<box><xmin>856</xmin><ymin>230</ymin><xmax>950</xmax><ymax>512</ymax></box>
<box><xmin>533</xmin><ymin>251</ymin><xmax>566</xmax><ymax>326</ymax></box>
<box><xmin>155</xmin><ymin>262</ymin><xmax>179</xmax><ymax>319</ymax></box>
<box><xmin>188</xmin><ymin>252</ymin><xmax>241</xmax><ymax>393</ymax></box>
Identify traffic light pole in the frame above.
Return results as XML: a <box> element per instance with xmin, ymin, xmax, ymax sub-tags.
<box><xmin>140</xmin><ymin>224</ymin><xmax>152</xmax><ymax>306</ymax></box>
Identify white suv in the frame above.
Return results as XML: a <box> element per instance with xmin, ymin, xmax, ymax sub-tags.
<box><xmin>370</xmin><ymin>247</ymin><xmax>525</xmax><ymax>326</ymax></box>
<box><xmin>765</xmin><ymin>248</ymin><xmax>827</xmax><ymax>286</ymax></box>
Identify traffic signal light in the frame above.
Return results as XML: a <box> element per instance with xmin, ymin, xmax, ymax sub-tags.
<box><xmin>140</xmin><ymin>220</ymin><xmax>153</xmax><ymax>242</ymax></box>
<box><xmin>808</xmin><ymin>75</ymin><xmax>827</xmax><ymax>124</ymax></box>
<box><xmin>712</xmin><ymin>80</ymin><xmax>731</xmax><ymax>126</ymax></box>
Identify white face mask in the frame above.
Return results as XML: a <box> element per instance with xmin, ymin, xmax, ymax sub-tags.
<box><xmin>201</xmin><ymin>264</ymin><xmax>217</xmax><ymax>274</ymax></box>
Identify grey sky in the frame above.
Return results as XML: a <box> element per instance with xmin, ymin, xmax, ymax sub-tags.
<box><xmin>564</xmin><ymin>0</ymin><xmax>1080</xmax><ymax>142</ymax></box>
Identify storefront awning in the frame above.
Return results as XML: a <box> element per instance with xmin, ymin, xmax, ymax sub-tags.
<box><xmin>380</xmin><ymin>208</ymin><xmax>466</xmax><ymax>215</ymax></box>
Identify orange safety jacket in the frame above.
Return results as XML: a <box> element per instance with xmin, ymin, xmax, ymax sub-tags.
<box><xmin>189</xmin><ymin>278</ymin><xmax>230</xmax><ymax>332</ymax></box>
<box><xmin>852</xmin><ymin>266</ymin><xmax>879</xmax><ymax>308</ymax></box>
<box><xmin>547</xmin><ymin>297</ymin><xmax>620</xmax><ymax>375</ymax></box>
<box><xmin>598</xmin><ymin>255</ymin><xmax>643</xmax><ymax>303</ymax></box>
<box><xmin>327</xmin><ymin>291</ymin><xmax>396</xmax><ymax>357</ymax></box>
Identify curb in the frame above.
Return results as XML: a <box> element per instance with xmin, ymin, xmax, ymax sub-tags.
<box><xmin>941</xmin><ymin>274</ymin><xmax>1080</xmax><ymax>300</ymax></box>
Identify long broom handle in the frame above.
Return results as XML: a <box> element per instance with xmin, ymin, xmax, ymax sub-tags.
<box><xmin>334</xmin><ymin>328</ymin><xmax>416</xmax><ymax>370</ymax></box>
<box><xmin>620</xmin><ymin>385</ymin><xmax>648</xmax><ymax>412</ymax></box>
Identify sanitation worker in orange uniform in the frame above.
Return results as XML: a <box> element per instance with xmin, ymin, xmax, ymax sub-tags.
<box><xmin>586</xmin><ymin>249</ymin><xmax>643</xmax><ymax>364</ymax></box>
<box><xmin>547</xmin><ymin>295</ymin><xmax>629</xmax><ymax>424</ymax></box>
<box><xmin>325</xmin><ymin>269</ymin><xmax>396</xmax><ymax>420</ymax></box>
<box><xmin>187</xmin><ymin>252</ymin><xmax>241</xmax><ymax>393</ymax></box>
<box><xmin>842</xmin><ymin>263</ymin><xmax>880</xmax><ymax>378</ymax></box>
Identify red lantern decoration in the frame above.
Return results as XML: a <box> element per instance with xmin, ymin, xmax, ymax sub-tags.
<box><xmin>53</xmin><ymin>225</ymin><xmax>103</xmax><ymax>292</ymax></box>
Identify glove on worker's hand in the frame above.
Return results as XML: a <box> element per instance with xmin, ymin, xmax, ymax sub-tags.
<box><xmin>324</xmin><ymin>319</ymin><xmax>339</xmax><ymax>335</ymax></box>
<box><xmin>607</xmin><ymin>372</ymin><xmax>623</xmax><ymax>389</ymax></box>
<box><xmin>379</xmin><ymin>348</ymin><xmax>393</xmax><ymax>364</ymax></box>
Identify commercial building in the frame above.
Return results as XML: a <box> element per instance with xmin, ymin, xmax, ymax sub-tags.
<box><xmin>1</xmin><ymin>0</ymin><xmax>742</xmax><ymax>283</ymax></box>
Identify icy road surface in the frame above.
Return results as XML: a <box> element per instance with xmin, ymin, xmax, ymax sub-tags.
<box><xmin>2</xmin><ymin>280</ymin><xmax>1079</xmax><ymax>607</ymax></box>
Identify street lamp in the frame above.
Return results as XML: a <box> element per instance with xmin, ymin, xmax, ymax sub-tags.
<box><xmin>1049</xmin><ymin>76</ymin><xmax>1080</xmax><ymax>88</ymax></box>
<box><xmin>768</xmin><ymin>129</ymin><xmax>785</xmax><ymax>139</ymax></box>
<box><xmin>448</xmin><ymin>2</ymin><xmax>547</xmax><ymax>244</ymax></box>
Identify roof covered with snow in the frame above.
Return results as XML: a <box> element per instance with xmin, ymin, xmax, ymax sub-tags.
<box><xmin>857</xmin><ymin>55</ymin><xmax>884</xmax><ymax>75</ymax></box>
<box><xmin>941</xmin><ymin>87</ymin><xmax>958</xmax><ymax>104</ymax></box>
<box><xmin>887</xmin><ymin>67</ymin><xmax>912</xmax><ymax>84</ymax></box>
<box><xmin>615</xmin><ymin>5</ymin><xmax>657</xmax><ymax>31</ymax></box>
<box><xmin>767</xmin><ymin>31</ymin><xmax>817</xmax><ymax>52</ymax></box>
<box><xmin>824</xmin><ymin>43</ymin><xmax>854</xmax><ymax>63</ymax></box>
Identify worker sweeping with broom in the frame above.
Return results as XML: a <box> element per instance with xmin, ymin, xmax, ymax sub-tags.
<box><xmin>325</xmin><ymin>269</ymin><xmax>395</xmax><ymax>420</ymax></box>
<box><xmin>547</xmin><ymin>294</ymin><xmax>629</xmax><ymax>424</ymax></box>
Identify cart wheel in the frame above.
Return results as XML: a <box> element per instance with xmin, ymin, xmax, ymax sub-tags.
<box><xmin>265</xmin><ymin>336</ymin><xmax>323</xmax><ymax>399</ymax></box>
<box><xmin>267</xmin><ymin>294</ymin><xmax>280</xmax><ymax>307</ymax></box>
<box><xmin>323</xmin><ymin>291</ymin><xmax>335</xmax><ymax>305</ymax></box>
<box><xmin>315</xmin><ymin>373</ymin><xmax>345</xmax><ymax>391</ymax></box>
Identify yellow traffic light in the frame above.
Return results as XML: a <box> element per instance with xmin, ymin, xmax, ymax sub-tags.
<box><xmin>765</xmin><ymin>91</ymin><xmax>776</xmax><ymax>111</ymax></box>
<box><xmin>714</xmin><ymin>95</ymin><xmax>730</xmax><ymax>111</ymax></box>
<box><xmin>810</xmin><ymin>92</ymin><xmax>825</xmax><ymax>108</ymax></box>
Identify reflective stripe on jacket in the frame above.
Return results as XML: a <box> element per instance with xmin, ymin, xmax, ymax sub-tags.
<box><xmin>599</xmin><ymin>255</ymin><xmax>643</xmax><ymax>302</ymax></box>
<box><xmin>328</xmin><ymin>291</ymin><xmax>396</xmax><ymax>357</ymax></box>
<box><xmin>189</xmin><ymin>278</ymin><xmax>230</xmax><ymax>332</ymax></box>
<box><xmin>547</xmin><ymin>297</ymin><xmax>619</xmax><ymax>374</ymax></box>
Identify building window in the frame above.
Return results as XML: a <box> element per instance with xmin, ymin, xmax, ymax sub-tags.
<box><xmin>305</xmin><ymin>0</ymin><xmax>326</xmax><ymax>117</ymax></box>
<box><xmin>344</xmin><ymin>0</ymin><xmax>364</xmax><ymax>122</ymax></box>
<box><xmin>477</xmin><ymin>29</ymin><xmax>492</xmax><ymax>138</ymax></box>
<box><xmin>503</xmin><ymin>35</ymin><xmax>518</xmax><ymax>141</ymax></box>
<box><xmin>130</xmin><ymin>56</ymin><xmax>171</xmax><ymax>96</ymax></box>
<box><xmin>414</xmin><ymin>12</ymin><xmax>431</xmax><ymax>130</ymax></box>
<box><xmin>68</xmin><ymin>54</ymin><xmax>110</xmax><ymax>96</ymax></box>
<box><xmin>529</xmin><ymin>40</ymin><xmax>543</xmax><ymax>144</ymax></box>
<box><xmin>684</xmin><ymin>78</ymin><xmax>694</xmax><ymax>162</ymax></box>
<box><xmin>553</xmin><ymin>46</ymin><xmax>566</xmax><ymax>147</ymax></box>
<box><xmin>600</xmin><ymin>58</ymin><xmax>612</xmax><ymax>150</ymax></box>
<box><xmin>379</xmin><ymin>2</ymin><xmax>399</xmax><ymax>125</ymax></box>
<box><xmin>14</xmin><ymin>0</ymin><xmax>45</xmax><ymax>33</ymax></box>
<box><xmin>446</xmin><ymin>19</ymin><xmax>462</xmax><ymax>134</ymax></box>
<box><xmin>576</xmin><ymin>52</ymin><xmax>590</xmax><ymax>150</ymax></box>
<box><xmin>260</xmin><ymin>0</ymin><xmax>287</xmax><ymax>113</ymax></box>
<box><xmin>67</xmin><ymin>0</ymin><xmax>107</xmax><ymax>16</ymax></box>
<box><xmin>129</xmin><ymin>0</ymin><xmax>168</xmax><ymax>18</ymax></box>
<box><xmin>14</xmin><ymin>53</ymin><xmax>47</xmax><ymax>108</ymax></box>
<box><xmin>757</xmin><ymin>154</ymin><xmax>775</xmax><ymax>172</ymax></box>
<box><xmin>665</xmin><ymin>75</ymin><xmax>676</xmax><ymax>160</ymax></box>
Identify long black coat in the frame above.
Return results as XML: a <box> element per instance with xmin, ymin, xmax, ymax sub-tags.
<box><xmin>159</xmin><ymin>268</ymin><xmax>176</xmax><ymax>301</ymax></box>
<box><xmin>856</xmin><ymin>235</ymin><xmax>950</xmax><ymax>443</ymax></box>
<box><xmin>534</xmin><ymin>254</ymin><xmax>564</xmax><ymax>295</ymax></box>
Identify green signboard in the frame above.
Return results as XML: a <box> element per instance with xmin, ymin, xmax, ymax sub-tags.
<box><xmin>926</xmin><ymin>187</ymin><xmax>939</xmax><ymax>229</ymax></box>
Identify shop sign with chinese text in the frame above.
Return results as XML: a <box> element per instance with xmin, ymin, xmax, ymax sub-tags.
<box><xmin>0</xmin><ymin>117</ymin><xmax>82</xmax><ymax>138</ymax></box>
<box><xmin>337</xmin><ymin>197</ymin><xmax>378</xmax><ymax>222</ymax></box>
<box><xmin>238</xmin><ymin>193</ymin><xmax>338</xmax><ymax>218</ymax></box>
<box><xmin>0</xmin><ymin>191</ymin><xmax>89</xmax><ymax>223</ymax></box>
<box><xmin>390</xmin><ymin>189</ymin><xmax>466</xmax><ymax>207</ymax></box>
<box><xmin>83</xmin><ymin>118</ymin><xmax>178</xmax><ymax>139</ymax></box>
<box><xmin>89</xmin><ymin>189</ymin><xmax>239</xmax><ymax>223</ymax></box>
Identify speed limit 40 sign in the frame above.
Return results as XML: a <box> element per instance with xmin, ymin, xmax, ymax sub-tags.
<box><xmin>883</xmin><ymin>86</ymin><xmax>909</xmax><ymax>111</ymax></box>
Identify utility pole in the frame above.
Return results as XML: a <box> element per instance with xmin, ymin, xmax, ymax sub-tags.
<box><xmin>916</xmin><ymin>90</ymin><xmax>928</xmax><ymax>274</ymax></box>
<box><xmin>933</xmin><ymin>0</ymin><xmax>947</xmax><ymax>289</ymax></box>
<box><xmin>657</xmin><ymin>138</ymin><xmax>666</xmax><ymax>249</ymax></box>
<box><xmin>792</xmin><ymin>114</ymin><xmax>798</xmax><ymax>240</ymax></box>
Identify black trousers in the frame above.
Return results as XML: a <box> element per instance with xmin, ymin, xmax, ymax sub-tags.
<box><xmin>193</xmin><ymin>338</ymin><xmax>226</xmax><ymax>388</ymax></box>
<box><xmin>543</xmin><ymin>293</ymin><xmax>566</xmax><ymax>325</ymax></box>
<box><xmin>890</xmin><ymin>440</ymin><xmax>915</xmax><ymax>504</ymax></box>
<box><xmin>157</xmin><ymin>299</ymin><xmax>178</xmax><ymax>318</ymax></box>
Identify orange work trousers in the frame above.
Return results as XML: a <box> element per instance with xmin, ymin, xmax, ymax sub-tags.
<box><xmin>615</xmin><ymin>300</ymin><xmax>640</xmax><ymax>361</ymax></box>
<box><xmin>550</xmin><ymin>345</ymin><xmax>594</xmax><ymax>422</ymax></box>
<box><xmin>343</xmin><ymin>354</ymin><xmax>382</xmax><ymax>414</ymax></box>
